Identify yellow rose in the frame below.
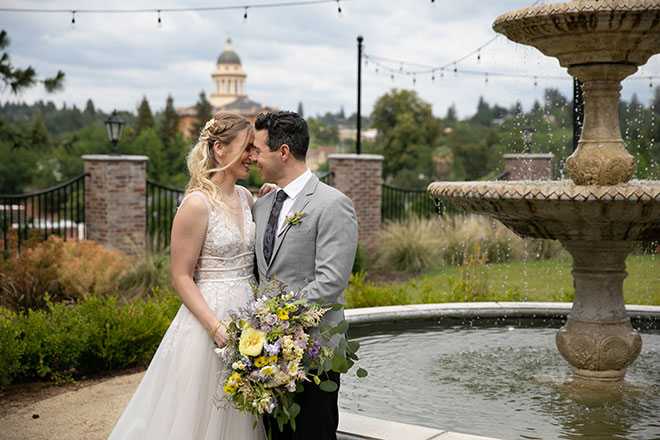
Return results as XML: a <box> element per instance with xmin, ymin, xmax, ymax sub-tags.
<box><xmin>239</xmin><ymin>327</ymin><xmax>266</xmax><ymax>357</ymax></box>
<box><xmin>277</xmin><ymin>309</ymin><xmax>289</xmax><ymax>320</ymax></box>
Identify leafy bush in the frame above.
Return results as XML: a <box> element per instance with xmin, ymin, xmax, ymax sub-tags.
<box><xmin>345</xmin><ymin>272</ymin><xmax>411</xmax><ymax>309</ymax></box>
<box><xmin>0</xmin><ymin>288</ymin><xmax>181</xmax><ymax>387</ymax></box>
<box><xmin>0</xmin><ymin>236</ymin><xmax>131</xmax><ymax>312</ymax></box>
<box><xmin>352</xmin><ymin>243</ymin><xmax>367</xmax><ymax>275</ymax></box>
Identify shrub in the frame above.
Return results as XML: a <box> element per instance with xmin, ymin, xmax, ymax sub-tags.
<box><xmin>345</xmin><ymin>272</ymin><xmax>411</xmax><ymax>308</ymax></box>
<box><xmin>57</xmin><ymin>238</ymin><xmax>132</xmax><ymax>300</ymax></box>
<box><xmin>378</xmin><ymin>216</ymin><xmax>444</xmax><ymax>273</ymax></box>
<box><xmin>352</xmin><ymin>244</ymin><xmax>367</xmax><ymax>275</ymax></box>
<box><xmin>0</xmin><ymin>236</ymin><xmax>65</xmax><ymax>312</ymax></box>
<box><xmin>116</xmin><ymin>247</ymin><xmax>172</xmax><ymax>302</ymax></box>
<box><xmin>0</xmin><ymin>287</ymin><xmax>181</xmax><ymax>387</ymax></box>
<box><xmin>0</xmin><ymin>236</ymin><xmax>131</xmax><ymax>312</ymax></box>
<box><xmin>0</xmin><ymin>307</ymin><xmax>23</xmax><ymax>386</ymax></box>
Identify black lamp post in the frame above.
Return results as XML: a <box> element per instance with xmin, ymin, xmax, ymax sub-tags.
<box><xmin>522</xmin><ymin>123</ymin><xmax>536</xmax><ymax>154</ymax></box>
<box><xmin>104</xmin><ymin>110</ymin><xmax>126</xmax><ymax>155</ymax></box>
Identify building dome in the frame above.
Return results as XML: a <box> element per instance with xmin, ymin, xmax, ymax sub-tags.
<box><xmin>217</xmin><ymin>38</ymin><xmax>241</xmax><ymax>65</ymax></box>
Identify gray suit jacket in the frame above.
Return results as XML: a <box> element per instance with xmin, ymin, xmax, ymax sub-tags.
<box><xmin>253</xmin><ymin>175</ymin><xmax>358</xmax><ymax>339</ymax></box>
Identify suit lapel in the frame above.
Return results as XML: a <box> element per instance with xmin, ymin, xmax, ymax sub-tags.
<box><xmin>267</xmin><ymin>176</ymin><xmax>319</xmax><ymax>269</ymax></box>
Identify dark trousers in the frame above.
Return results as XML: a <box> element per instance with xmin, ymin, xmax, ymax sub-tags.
<box><xmin>265</xmin><ymin>371</ymin><xmax>340</xmax><ymax>440</ymax></box>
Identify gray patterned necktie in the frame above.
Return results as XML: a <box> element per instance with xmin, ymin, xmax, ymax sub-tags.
<box><xmin>263</xmin><ymin>190</ymin><xmax>288</xmax><ymax>264</ymax></box>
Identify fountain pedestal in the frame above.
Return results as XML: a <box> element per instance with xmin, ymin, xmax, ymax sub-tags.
<box><xmin>556</xmin><ymin>241</ymin><xmax>642</xmax><ymax>380</ymax></box>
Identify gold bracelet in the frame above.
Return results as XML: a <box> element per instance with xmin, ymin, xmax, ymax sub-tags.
<box><xmin>210</xmin><ymin>320</ymin><xmax>222</xmax><ymax>337</ymax></box>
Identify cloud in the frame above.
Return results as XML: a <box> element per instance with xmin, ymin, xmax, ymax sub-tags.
<box><xmin>1</xmin><ymin>0</ymin><xmax>658</xmax><ymax>118</ymax></box>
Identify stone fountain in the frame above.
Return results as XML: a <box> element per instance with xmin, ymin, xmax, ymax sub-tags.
<box><xmin>428</xmin><ymin>0</ymin><xmax>660</xmax><ymax>381</ymax></box>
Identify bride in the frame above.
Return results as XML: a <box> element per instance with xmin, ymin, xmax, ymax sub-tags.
<box><xmin>109</xmin><ymin>113</ymin><xmax>267</xmax><ymax>439</ymax></box>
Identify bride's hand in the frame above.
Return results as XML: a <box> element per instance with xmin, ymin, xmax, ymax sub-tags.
<box><xmin>258</xmin><ymin>183</ymin><xmax>277</xmax><ymax>198</ymax></box>
<box><xmin>213</xmin><ymin>322</ymin><xmax>229</xmax><ymax>348</ymax></box>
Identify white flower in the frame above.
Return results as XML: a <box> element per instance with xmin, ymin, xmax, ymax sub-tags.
<box><xmin>260</xmin><ymin>365</ymin><xmax>276</xmax><ymax>376</ymax></box>
<box><xmin>214</xmin><ymin>347</ymin><xmax>223</xmax><ymax>357</ymax></box>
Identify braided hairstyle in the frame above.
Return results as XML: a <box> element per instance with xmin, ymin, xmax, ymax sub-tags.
<box><xmin>184</xmin><ymin>112</ymin><xmax>253</xmax><ymax>208</ymax></box>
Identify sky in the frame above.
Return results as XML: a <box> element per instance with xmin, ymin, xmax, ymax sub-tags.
<box><xmin>1</xmin><ymin>0</ymin><xmax>659</xmax><ymax>120</ymax></box>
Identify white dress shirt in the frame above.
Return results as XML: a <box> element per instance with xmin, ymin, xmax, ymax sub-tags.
<box><xmin>276</xmin><ymin>168</ymin><xmax>312</xmax><ymax>233</ymax></box>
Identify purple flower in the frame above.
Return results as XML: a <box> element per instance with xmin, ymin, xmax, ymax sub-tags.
<box><xmin>264</xmin><ymin>314</ymin><xmax>278</xmax><ymax>326</ymax></box>
<box><xmin>261</xmin><ymin>325</ymin><xmax>272</xmax><ymax>333</ymax></box>
<box><xmin>308</xmin><ymin>347</ymin><xmax>319</xmax><ymax>358</ymax></box>
<box><xmin>280</xmin><ymin>320</ymin><xmax>290</xmax><ymax>330</ymax></box>
<box><xmin>264</xmin><ymin>340</ymin><xmax>281</xmax><ymax>356</ymax></box>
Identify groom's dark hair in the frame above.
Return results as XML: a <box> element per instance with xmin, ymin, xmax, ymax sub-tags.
<box><xmin>255</xmin><ymin>111</ymin><xmax>309</xmax><ymax>161</ymax></box>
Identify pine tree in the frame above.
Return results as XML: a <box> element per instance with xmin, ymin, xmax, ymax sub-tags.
<box><xmin>134</xmin><ymin>96</ymin><xmax>155</xmax><ymax>137</ymax></box>
<box><xmin>159</xmin><ymin>94</ymin><xmax>179</xmax><ymax>148</ymax></box>
<box><xmin>191</xmin><ymin>91</ymin><xmax>213</xmax><ymax>138</ymax></box>
<box><xmin>297</xmin><ymin>101</ymin><xmax>304</xmax><ymax>118</ymax></box>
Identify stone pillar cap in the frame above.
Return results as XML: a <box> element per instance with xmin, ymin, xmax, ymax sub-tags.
<box><xmin>503</xmin><ymin>153</ymin><xmax>554</xmax><ymax>159</ymax></box>
<box><xmin>82</xmin><ymin>154</ymin><xmax>149</xmax><ymax>162</ymax></box>
<box><xmin>328</xmin><ymin>153</ymin><xmax>384</xmax><ymax>160</ymax></box>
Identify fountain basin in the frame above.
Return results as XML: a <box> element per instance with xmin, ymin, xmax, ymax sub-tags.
<box><xmin>341</xmin><ymin>304</ymin><xmax>660</xmax><ymax>440</ymax></box>
<box><xmin>428</xmin><ymin>180</ymin><xmax>660</xmax><ymax>380</ymax></box>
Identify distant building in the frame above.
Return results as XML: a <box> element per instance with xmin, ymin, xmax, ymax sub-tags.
<box><xmin>177</xmin><ymin>38</ymin><xmax>275</xmax><ymax>138</ymax></box>
<box><xmin>307</xmin><ymin>145</ymin><xmax>338</xmax><ymax>171</ymax></box>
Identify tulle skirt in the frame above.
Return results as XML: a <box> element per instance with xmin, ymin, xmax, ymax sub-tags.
<box><xmin>108</xmin><ymin>279</ymin><xmax>265</xmax><ymax>440</ymax></box>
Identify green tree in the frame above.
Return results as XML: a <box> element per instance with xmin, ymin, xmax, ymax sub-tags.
<box><xmin>0</xmin><ymin>30</ymin><xmax>64</xmax><ymax>94</ymax></box>
<box><xmin>159</xmin><ymin>95</ymin><xmax>179</xmax><ymax>148</ymax></box>
<box><xmin>297</xmin><ymin>101</ymin><xmax>304</xmax><ymax>118</ymax></box>
<box><xmin>370</xmin><ymin>89</ymin><xmax>442</xmax><ymax>187</ymax></box>
<box><xmin>471</xmin><ymin>96</ymin><xmax>494</xmax><ymax>126</ymax></box>
<box><xmin>191</xmin><ymin>91</ymin><xmax>213</xmax><ymax>139</ymax></box>
<box><xmin>134</xmin><ymin>96</ymin><xmax>155</xmax><ymax>137</ymax></box>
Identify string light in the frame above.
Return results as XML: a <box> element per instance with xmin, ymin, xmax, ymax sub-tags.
<box><xmin>243</xmin><ymin>7</ymin><xmax>248</xmax><ymax>23</ymax></box>
<box><xmin>534</xmin><ymin>76</ymin><xmax>538</xmax><ymax>88</ymax></box>
<box><xmin>71</xmin><ymin>10</ymin><xmax>76</xmax><ymax>27</ymax></box>
<box><xmin>0</xmin><ymin>0</ymin><xmax>353</xmax><ymax>22</ymax></box>
<box><xmin>157</xmin><ymin>10</ymin><xmax>162</xmax><ymax>27</ymax></box>
<box><xmin>477</xmin><ymin>49</ymin><xmax>481</xmax><ymax>63</ymax></box>
<box><xmin>413</xmin><ymin>73</ymin><xmax>416</xmax><ymax>86</ymax></box>
<box><xmin>453</xmin><ymin>63</ymin><xmax>457</xmax><ymax>75</ymax></box>
<box><xmin>484</xmin><ymin>72</ymin><xmax>488</xmax><ymax>84</ymax></box>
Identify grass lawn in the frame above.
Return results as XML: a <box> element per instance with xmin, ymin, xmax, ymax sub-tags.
<box><xmin>405</xmin><ymin>254</ymin><xmax>660</xmax><ymax>305</ymax></box>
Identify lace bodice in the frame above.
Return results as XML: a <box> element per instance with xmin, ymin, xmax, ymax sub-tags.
<box><xmin>180</xmin><ymin>189</ymin><xmax>255</xmax><ymax>284</ymax></box>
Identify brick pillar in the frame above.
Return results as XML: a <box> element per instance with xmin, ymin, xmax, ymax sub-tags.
<box><xmin>82</xmin><ymin>155</ymin><xmax>149</xmax><ymax>255</ymax></box>
<box><xmin>328</xmin><ymin>154</ymin><xmax>383</xmax><ymax>261</ymax></box>
<box><xmin>503</xmin><ymin>153</ymin><xmax>554</xmax><ymax>180</ymax></box>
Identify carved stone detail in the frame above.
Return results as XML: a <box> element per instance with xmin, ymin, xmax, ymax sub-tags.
<box><xmin>556</xmin><ymin>318</ymin><xmax>642</xmax><ymax>380</ymax></box>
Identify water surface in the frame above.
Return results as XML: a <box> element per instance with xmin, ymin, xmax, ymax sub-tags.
<box><xmin>340</xmin><ymin>319</ymin><xmax>660</xmax><ymax>440</ymax></box>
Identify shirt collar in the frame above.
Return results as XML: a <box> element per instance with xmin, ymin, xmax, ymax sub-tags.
<box><xmin>281</xmin><ymin>168</ymin><xmax>312</xmax><ymax>200</ymax></box>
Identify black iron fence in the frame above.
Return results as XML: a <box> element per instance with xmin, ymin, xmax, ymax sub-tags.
<box><xmin>1</xmin><ymin>173</ymin><xmax>88</xmax><ymax>252</ymax></box>
<box><xmin>381</xmin><ymin>183</ymin><xmax>443</xmax><ymax>222</ymax></box>
<box><xmin>317</xmin><ymin>171</ymin><xmax>332</xmax><ymax>185</ymax></box>
<box><xmin>146</xmin><ymin>181</ymin><xmax>184</xmax><ymax>251</ymax></box>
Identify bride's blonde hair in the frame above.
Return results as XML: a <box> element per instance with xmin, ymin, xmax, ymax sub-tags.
<box><xmin>185</xmin><ymin>112</ymin><xmax>253</xmax><ymax>208</ymax></box>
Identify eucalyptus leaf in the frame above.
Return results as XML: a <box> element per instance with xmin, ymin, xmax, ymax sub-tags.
<box><xmin>357</xmin><ymin>367</ymin><xmax>368</xmax><ymax>377</ymax></box>
<box><xmin>319</xmin><ymin>380</ymin><xmax>338</xmax><ymax>392</ymax></box>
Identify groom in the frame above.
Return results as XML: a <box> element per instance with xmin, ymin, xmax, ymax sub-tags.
<box><xmin>251</xmin><ymin>110</ymin><xmax>358</xmax><ymax>440</ymax></box>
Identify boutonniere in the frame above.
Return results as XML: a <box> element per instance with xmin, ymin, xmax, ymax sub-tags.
<box><xmin>285</xmin><ymin>211</ymin><xmax>307</xmax><ymax>226</ymax></box>
<box><xmin>278</xmin><ymin>211</ymin><xmax>308</xmax><ymax>236</ymax></box>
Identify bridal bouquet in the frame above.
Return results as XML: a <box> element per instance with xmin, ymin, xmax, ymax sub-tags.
<box><xmin>213</xmin><ymin>279</ymin><xmax>366</xmax><ymax>434</ymax></box>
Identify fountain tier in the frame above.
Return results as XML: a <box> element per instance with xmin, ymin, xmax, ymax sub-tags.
<box><xmin>428</xmin><ymin>180</ymin><xmax>660</xmax><ymax>380</ymax></box>
<box><xmin>429</xmin><ymin>0</ymin><xmax>660</xmax><ymax>380</ymax></box>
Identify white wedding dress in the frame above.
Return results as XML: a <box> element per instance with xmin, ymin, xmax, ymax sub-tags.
<box><xmin>108</xmin><ymin>189</ymin><xmax>264</xmax><ymax>440</ymax></box>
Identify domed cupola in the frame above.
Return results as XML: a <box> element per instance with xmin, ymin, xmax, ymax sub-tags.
<box><xmin>210</xmin><ymin>38</ymin><xmax>247</xmax><ymax>107</ymax></box>
<box><xmin>217</xmin><ymin>39</ymin><xmax>242</xmax><ymax>65</ymax></box>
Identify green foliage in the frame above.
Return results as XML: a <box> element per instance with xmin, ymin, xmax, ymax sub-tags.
<box><xmin>133</xmin><ymin>95</ymin><xmax>155</xmax><ymax>137</ymax></box>
<box><xmin>0</xmin><ymin>30</ymin><xmax>64</xmax><ymax>94</ymax></box>
<box><xmin>370</xmin><ymin>89</ymin><xmax>442</xmax><ymax>186</ymax></box>
<box><xmin>0</xmin><ymin>288</ymin><xmax>181</xmax><ymax>386</ymax></box>
<box><xmin>351</xmin><ymin>243</ymin><xmax>367</xmax><ymax>275</ymax></box>
<box><xmin>344</xmin><ymin>272</ymin><xmax>411</xmax><ymax>308</ymax></box>
<box><xmin>116</xmin><ymin>247</ymin><xmax>172</xmax><ymax>303</ymax></box>
<box><xmin>307</xmin><ymin>118</ymin><xmax>340</xmax><ymax>147</ymax></box>
<box><xmin>191</xmin><ymin>90</ymin><xmax>213</xmax><ymax>138</ymax></box>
